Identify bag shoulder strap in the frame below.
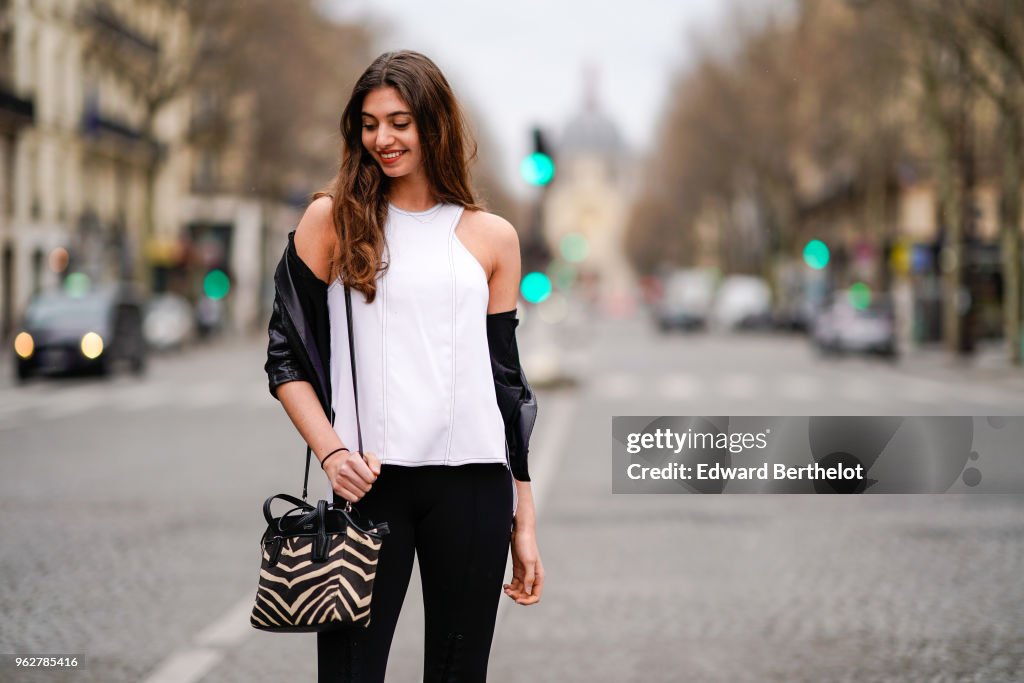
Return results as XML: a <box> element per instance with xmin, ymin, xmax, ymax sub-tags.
<box><xmin>302</xmin><ymin>285</ymin><xmax>362</xmax><ymax>499</ymax></box>
<box><xmin>344</xmin><ymin>285</ymin><xmax>364</xmax><ymax>454</ymax></box>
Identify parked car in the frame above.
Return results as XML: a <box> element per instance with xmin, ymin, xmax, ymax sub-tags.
<box><xmin>654</xmin><ymin>269</ymin><xmax>716</xmax><ymax>332</ymax></box>
<box><xmin>13</xmin><ymin>285</ymin><xmax>147</xmax><ymax>381</ymax></box>
<box><xmin>812</xmin><ymin>296</ymin><xmax>897</xmax><ymax>358</ymax></box>
<box><xmin>773</xmin><ymin>295</ymin><xmax>819</xmax><ymax>332</ymax></box>
<box><xmin>144</xmin><ymin>293</ymin><xmax>195</xmax><ymax>351</ymax></box>
<box><xmin>711</xmin><ymin>275</ymin><xmax>773</xmax><ymax>330</ymax></box>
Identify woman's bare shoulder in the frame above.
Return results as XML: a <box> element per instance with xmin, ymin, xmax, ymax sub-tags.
<box><xmin>462</xmin><ymin>209</ymin><xmax>519</xmax><ymax>251</ymax></box>
<box><xmin>294</xmin><ymin>196</ymin><xmax>336</xmax><ymax>284</ymax></box>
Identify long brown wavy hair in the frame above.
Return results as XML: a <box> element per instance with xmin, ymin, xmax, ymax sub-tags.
<box><xmin>315</xmin><ymin>50</ymin><xmax>485</xmax><ymax>302</ymax></box>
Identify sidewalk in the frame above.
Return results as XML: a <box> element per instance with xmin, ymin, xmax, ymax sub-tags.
<box><xmin>897</xmin><ymin>340</ymin><xmax>1024</xmax><ymax>391</ymax></box>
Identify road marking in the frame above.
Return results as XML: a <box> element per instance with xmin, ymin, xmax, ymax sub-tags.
<box><xmin>139</xmin><ymin>648</ymin><xmax>221</xmax><ymax>683</ymax></box>
<box><xmin>718</xmin><ymin>373</ymin><xmax>759</xmax><ymax>400</ymax></box>
<box><xmin>839</xmin><ymin>377</ymin><xmax>875</xmax><ymax>402</ymax></box>
<box><xmin>137</xmin><ymin>392</ymin><xmax>580</xmax><ymax>683</ymax></box>
<box><xmin>658</xmin><ymin>373</ymin><xmax>702</xmax><ymax>400</ymax></box>
<box><xmin>136</xmin><ymin>578</ymin><xmax>250</xmax><ymax>682</ymax></box>
<box><xmin>778</xmin><ymin>374</ymin><xmax>819</xmax><ymax>401</ymax></box>
<box><xmin>592</xmin><ymin>372</ymin><xmax>639</xmax><ymax>398</ymax></box>
<box><xmin>194</xmin><ymin>595</ymin><xmax>256</xmax><ymax>647</ymax></box>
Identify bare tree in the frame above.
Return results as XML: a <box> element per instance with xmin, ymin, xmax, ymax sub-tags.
<box><xmin>954</xmin><ymin>1</ymin><xmax>1024</xmax><ymax>363</ymax></box>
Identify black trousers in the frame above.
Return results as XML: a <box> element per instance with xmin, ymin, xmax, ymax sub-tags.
<box><xmin>318</xmin><ymin>463</ymin><xmax>514</xmax><ymax>682</ymax></box>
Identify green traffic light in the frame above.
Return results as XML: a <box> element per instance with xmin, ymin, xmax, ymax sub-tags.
<box><xmin>204</xmin><ymin>269</ymin><xmax>231</xmax><ymax>300</ymax></box>
<box><xmin>520</xmin><ymin>152</ymin><xmax>555</xmax><ymax>186</ymax></box>
<box><xmin>520</xmin><ymin>272</ymin><xmax>552</xmax><ymax>303</ymax></box>
<box><xmin>848</xmin><ymin>282</ymin><xmax>871</xmax><ymax>310</ymax></box>
<box><xmin>803</xmin><ymin>239</ymin><xmax>830</xmax><ymax>270</ymax></box>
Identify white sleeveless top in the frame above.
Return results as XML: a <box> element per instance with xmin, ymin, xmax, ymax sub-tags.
<box><xmin>326</xmin><ymin>202</ymin><xmax>508</xmax><ymax>470</ymax></box>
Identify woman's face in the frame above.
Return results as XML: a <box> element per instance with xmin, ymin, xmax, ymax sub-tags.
<box><xmin>361</xmin><ymin>86</ymin><xmax>424</xmax><ymax>180</ymax></box>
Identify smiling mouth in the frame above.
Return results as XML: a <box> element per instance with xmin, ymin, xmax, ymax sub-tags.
<box><xmin>380</xmin><ymin>151</ymin><xmax>405</xmax><ymax>161</ymax></box>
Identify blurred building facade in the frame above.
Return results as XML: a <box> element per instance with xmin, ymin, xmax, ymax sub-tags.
<box><xmin>0</xmin><ymin>1</ymin><xmax>338</xmax><ymax>339</ymax></box>
<box><xmin>0</xmin><ymin>0</ymin><xmax>191</xmax><ymax>339</ymax></box>
<box><xmin>0</xmin><ymin>3</ymin><xmax>507</xmax><ymax>340</ymax></box>
<box><xmin>0</xmin><ymin>0</ymin><xmax>35</xmax><ymax>338</ymax></box>
<box><xmin>626</xmin><ymin>0</ymin><xmax>1024</xmax><ymax>361</ymax></box>
<box><xmin>544</xmin><ymin>71</ymin><xmax>636</xmax><ymax>312</ymax></box>
<box><xmin>791</xmin><ymin>152</ymin><xmax>1011</xmax><ymax>351</ymax></box>
<box><xmin>179</xmin><ymin>85</ymin><xmax>290</xmax><ymax>337</ymax></box>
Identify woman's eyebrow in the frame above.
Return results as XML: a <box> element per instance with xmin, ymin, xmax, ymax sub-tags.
<box><xmin>361</xmin><ymin>110</ymin><xmax>413</xmax><ymax>118</ymax></box>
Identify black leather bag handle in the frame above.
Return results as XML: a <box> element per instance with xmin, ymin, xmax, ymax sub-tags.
<box><xmin>264</xmin><ymin>493</ymin><xmax>311</xmax><ymax>527</ymax></box>
<box><xmin>301</xmin><ymin>284</ymin><xmax>363</xmax><ymax>501</ymax></box>
<box><xmin>262</xmin><ymin>492</ymin><xmax>387</xmax><ymax>538</ymax></box>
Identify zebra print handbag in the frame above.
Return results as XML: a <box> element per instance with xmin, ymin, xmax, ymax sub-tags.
<box><xmin>251</xmin><ymin>494</ymin><xmax>389</xmax><ymax>631</ymax></box>
<box><xmin>251</xmin><ymin>285</ymin><xmax>388</xmax><ymax>632</ymax></box>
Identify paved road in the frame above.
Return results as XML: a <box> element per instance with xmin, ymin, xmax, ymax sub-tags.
<box><xmin>491</xmin><ymin>316</ymin><xmax>1024</xmax><ymax>683</ymax></box>
<box><xmin>1</xmin><ymin>315</ymin><xmax>1021</xmax><ymax>682</ymax></box>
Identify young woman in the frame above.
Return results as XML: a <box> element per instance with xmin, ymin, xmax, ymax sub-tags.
<box><xmin>264</xmin><ymin>50</ymin><xmax>543</xmax><ymax>682</ymax></box>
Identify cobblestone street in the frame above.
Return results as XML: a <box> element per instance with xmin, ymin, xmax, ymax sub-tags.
<box><xmin>2</xmin><ymin>318</ymin><xmax>1023</xmax><ymax>682</ymax></box>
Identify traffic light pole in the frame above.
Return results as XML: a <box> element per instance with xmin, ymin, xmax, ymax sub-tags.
<box><xmin>520</xmin><ymin>126</ymin><xmax>555</xmax><ymax>275</ymax></box>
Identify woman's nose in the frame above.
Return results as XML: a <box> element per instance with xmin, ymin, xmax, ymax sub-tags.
<box><xmin>376</xmin><ymin>126</ymin><xmax>395</xmax><ymax>148</ymax></box>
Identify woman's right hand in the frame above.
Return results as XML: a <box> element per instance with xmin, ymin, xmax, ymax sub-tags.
<box><xmin>325</xmin><ymin>450</ymin><xmax>381</xmax><ymax>503</ymax></box>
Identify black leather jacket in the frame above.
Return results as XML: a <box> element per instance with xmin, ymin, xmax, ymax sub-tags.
<box><xmin>264</xmin><ymin>231</ymin><xmax>537</xmax><ymax>481</ymax></box>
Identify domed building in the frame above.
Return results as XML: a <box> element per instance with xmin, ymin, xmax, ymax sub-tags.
<box><xmin>543</xmin><ymin>70</ymin><xmax>635</xmax><ymax>314</ymax></box>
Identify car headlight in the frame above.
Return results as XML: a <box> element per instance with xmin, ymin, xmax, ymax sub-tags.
<box><xmin>14</xmin><ymin>332</ymin><xmax>34</xmax><ymax>359</ymax></box>
<box><xmin>80</xmin><ymin>332</ymin><xmax>104</xmax><ymax>359</ymax></box>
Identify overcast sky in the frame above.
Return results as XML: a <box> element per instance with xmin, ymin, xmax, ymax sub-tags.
<box><xmin>322</xmin><ymin>0</ymin><xmax>728</xmax><ymax>196</ymax></box>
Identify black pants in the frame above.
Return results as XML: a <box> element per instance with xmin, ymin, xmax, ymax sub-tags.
<box><xmin>318</xmin><ymin>463</ymin><xmax>514</xmax><ymax>682</ymax></box>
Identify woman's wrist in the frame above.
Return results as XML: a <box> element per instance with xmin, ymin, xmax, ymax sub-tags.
<box><xmin>320</xmin><ymin>446</ymin><xmax>349</xmax><ymax>469</ymax></box>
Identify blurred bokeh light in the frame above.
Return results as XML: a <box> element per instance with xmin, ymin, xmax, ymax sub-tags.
<box><xmin>48</xmin><ymin>247</ymin><xmax>69</xmax><ymax>274</ymax></box>
<box><xmin>79</xmin><ymin>332</ymin><xmax>104</xmax><ymax>360</ymax></box>
<box><xmin>521</xmin><ymin>271</ymin><xmax>553</xmax><ymax>303</ymax></box>
<box><xmin>14</xmin><ymin>332</ymin><xmax>34</xmax><ymax>359</ymax></box>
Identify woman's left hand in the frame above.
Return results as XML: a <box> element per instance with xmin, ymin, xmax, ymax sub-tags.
<box><xmin>504</xmin><ymin>526</ymin><xmax>544</xmax><ymax>605</ymax></box>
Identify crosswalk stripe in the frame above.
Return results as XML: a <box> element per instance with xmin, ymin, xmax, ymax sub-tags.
<box><xmin>778</xmin><ymin>374</ymin><xmax>819</xmax><ymax>401</ymax></box>
<box><xmin>718</xmin><ymin>373</ymin><xmax>759</xmax><ymax>400</ymax></box>
<box><xmin>657</xmin><ymin>373</ymin><xmax>702</xmax><ymax>400</ymax></box>
<box><xmin>139</xmin><ymin>648</ymin><xmax>222</xmax><ymax>683</ymax></box>
<box><xmin>587</xmin><ymin>371</ymin><xmax>1015</xmax><ymax>407</ymax></box>
<box><xmin>839</xmin><ymin>378</ymin><xmax>876</xmax><ymax>402</ymax></box>
<box><xmin>592</xmin><ymin>373</ymin><xmax>641</xmax><ymax>398</ymax></box>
